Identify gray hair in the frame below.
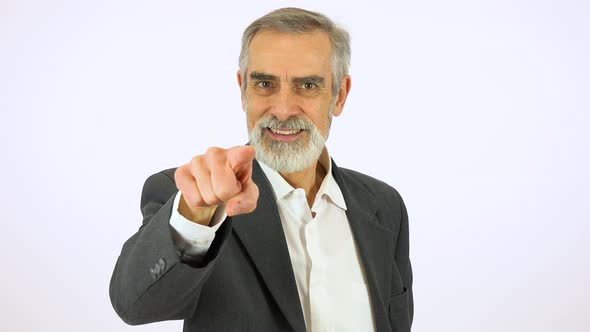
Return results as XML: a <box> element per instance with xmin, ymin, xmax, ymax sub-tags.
<box><xmin>238</xmin><ymin>7</ymin><xmax>351</xmax><ymax>99</ymax></box>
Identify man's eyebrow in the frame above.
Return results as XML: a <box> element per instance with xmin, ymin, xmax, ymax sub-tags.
<box><xmin>250</xmin><ymin>72</ymin><xmax>278</xmax><ymax>81</ymax></box>
<box><xmin>292</xmin><ymin>75</ymin><xmax>325</xmax><ymax>85</ymax></box>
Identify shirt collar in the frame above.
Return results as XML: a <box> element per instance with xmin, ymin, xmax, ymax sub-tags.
<box><xmin>258</xmin><ymin>147</ymin><xmax>347</xmax><ymax>210</ymax></box>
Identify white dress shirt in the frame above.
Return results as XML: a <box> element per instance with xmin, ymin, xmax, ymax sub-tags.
<box><xmin>169</xmin><ymin>149</ymin><xmax>375</xmax><ymax>332</ymax></box>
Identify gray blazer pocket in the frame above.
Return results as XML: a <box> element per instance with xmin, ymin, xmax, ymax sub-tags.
<box><xmin>387</xmin><ymin>287</ymin><xmax>411</xmax><ymax>332</ymax></box>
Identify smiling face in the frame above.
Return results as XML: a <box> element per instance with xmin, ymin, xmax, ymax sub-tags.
<box><xmin>238</xmin><ymin>29</ymin><xmax>350</xmax><ymax>173</ymax></box>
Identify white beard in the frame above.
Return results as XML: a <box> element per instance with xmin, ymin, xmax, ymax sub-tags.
<box><xmin>247</xmin><ymin>112</ymin><xmax>331</xmax><ymax>174</ymax></box>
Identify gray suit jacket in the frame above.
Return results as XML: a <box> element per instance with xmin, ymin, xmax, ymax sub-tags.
<box><xmin>110</xmin><ymin>159</ymin><xmax>413</xmax><ymax>332</ymax></box>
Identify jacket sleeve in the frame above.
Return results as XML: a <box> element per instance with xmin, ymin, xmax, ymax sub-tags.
<box><xmin>109</xmin><ymin>170</ymin><xmax>232</xmax><ymax>325</ymax></box>
<box><xmin>393</xmin><ymin>191</ymin><xmax>414</xmax><ymax>331</ymax></box>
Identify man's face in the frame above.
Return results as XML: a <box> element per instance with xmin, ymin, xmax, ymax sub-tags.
<box><xmin>238</xmin><ymin>30</ymin><xmax>346</xmax><ymax>173</ymax></box>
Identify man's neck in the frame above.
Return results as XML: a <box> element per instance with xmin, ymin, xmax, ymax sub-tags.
<box><xmin>279</xmin><ymin>160</ymin><xmax>327</xmax><ymax>209</ymax></box>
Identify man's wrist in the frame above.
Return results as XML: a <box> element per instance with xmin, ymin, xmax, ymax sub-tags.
<box><xmin>178</xmin><ymin>193</ymin><xmax>218</xmax><ymax>226</ymax></box>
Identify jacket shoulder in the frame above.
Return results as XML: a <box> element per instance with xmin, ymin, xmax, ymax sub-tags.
<box><xmin>337</xmin><ymin>167</ymin><xmax>403</xmax><ymax>201</ymax></box>
<box><xmin>336</xmin><ymin>166</ymin><xmax>407</xmax><ymax>231</ymax></box>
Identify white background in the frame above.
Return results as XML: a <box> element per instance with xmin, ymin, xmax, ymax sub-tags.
<box><xmin>1</xmin><ymin>0</ymin><xmax>589</xmax><ymax>331</ymax></box>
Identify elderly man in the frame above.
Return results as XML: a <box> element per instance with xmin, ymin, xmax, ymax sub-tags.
<box><xmin>110</xmin><ymin>7</ymin><xmax>413</xmax><ymax>332</ymax></box>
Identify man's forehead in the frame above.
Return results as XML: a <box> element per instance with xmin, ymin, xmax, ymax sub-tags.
<box><xmin>247</xmin><ymin>30</ymin><xmax>332</xmax><ymax>79</ymax></box>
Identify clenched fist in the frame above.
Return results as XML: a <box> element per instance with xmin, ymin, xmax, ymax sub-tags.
<box><xmin>174</xmin><ymin>146</ymin><xmax>259</xmax><ymax>226</ymax></box>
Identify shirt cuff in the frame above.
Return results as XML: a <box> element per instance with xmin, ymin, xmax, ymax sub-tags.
<box><xmin>169</xmin><ymin>191</ymin><xmax>228</xmax><ymax>261</ymax></box>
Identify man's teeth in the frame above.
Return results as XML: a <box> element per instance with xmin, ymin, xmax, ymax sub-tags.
<box><xmin>269</xmin><ymin>128</ymin><xmax>301</xmax><ymax>135</ymax></box>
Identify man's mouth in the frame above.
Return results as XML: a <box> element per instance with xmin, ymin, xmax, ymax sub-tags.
<box><xmin>268</xmin><ymin>127</ymin><xmax>302</xmax><ymax>135</ymax></box>
<box><xmin>265</xmin><ymin>127</ymin><xmax>305</xmax><ymax>141</ymax></box>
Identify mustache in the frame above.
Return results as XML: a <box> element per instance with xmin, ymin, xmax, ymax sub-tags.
<box><xmin>255</xmin><ymin>115</ymin><xmax>314</xmax><ymax>131</ymax></box>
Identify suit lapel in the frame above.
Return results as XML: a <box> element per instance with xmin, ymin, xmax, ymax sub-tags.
<box><xmin>232</xmin><ymin>160</ymin><xmax>306</xmax><ymax>332</ymax></box>
<box><xmin>332</xmin><ymin>160</ymin><xmax>395</xmax><ymax>332</ymax></box>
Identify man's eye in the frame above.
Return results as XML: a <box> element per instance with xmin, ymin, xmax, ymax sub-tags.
<box><xmin>256</xmin><ymin>81</ymin><xmax>272</xmax><ymax>88</ymax></box>
<box><xmin>302</xmin><ymin>82</ymin><xmax>316</xmax><ymax>89</ymax></box>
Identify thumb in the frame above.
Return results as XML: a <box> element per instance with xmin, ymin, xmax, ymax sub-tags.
<box><xmin>228</xmin><ymin>145</ymin><xmax>255</xmax><ymax>181</ymax></box>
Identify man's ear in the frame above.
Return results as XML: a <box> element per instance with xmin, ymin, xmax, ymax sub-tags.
<box><xmin>237</xmin><ymin>70</ymin><xmax>243</xmax><ymax>88</ymax></box>
<box><xmin>237</xmin><ymin>70</ymin><xmax>246</xmax><ymax>111</ymax></box>
<box><xmin>332</xmin><ymin>75</ymin><xmax>351</xmax><ymax>117</ymax></box>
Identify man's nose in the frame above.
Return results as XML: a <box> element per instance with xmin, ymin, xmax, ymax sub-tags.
<box><xmin>269</xmin><ymin>88</ymin><xmax>301</xmax><ymax>121</ymax></box>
